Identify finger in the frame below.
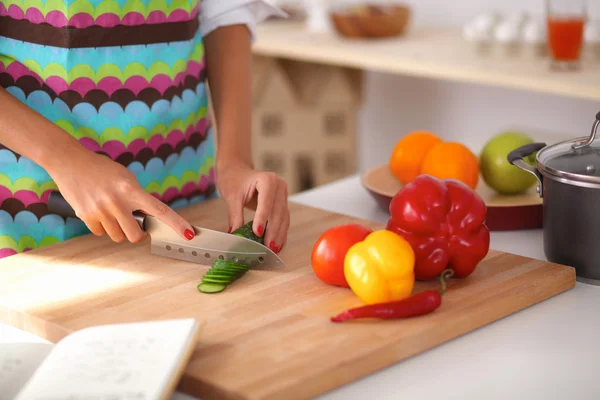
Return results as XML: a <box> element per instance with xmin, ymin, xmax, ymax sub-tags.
<box><xmin>103</xmin><ymin>196</ymin><xmax>148</xmax><ymax>244</ymax></box>
<box><xmin>135</xmin><ymin>192</ymin><xmax>194</xmax><ymax>240</ymax></box>
<box><xmin>252</xmin><ymin>173</ymin><xmax>278</xmax><ymax>238</ymax></box>
<box><xmin>263</xmin><ymin>187</ymin><xmax>284</xmax><ymax>251</ymax></box>
<box><xmin>225</xmin><ymin>196</ymin><xmax>245</xmax><ymax>234</ymax></box>
<box><xmin>267</xmin><ymin>211</ymin><xmax>289</xmax><ymax>254</ymax></box>
<box><xmin>81</xmin><ymin>217</ymin><xmax>106</xmax><ymax>237</ymax></box>
<box><xmin>276</xmin><ymin>208</ymin><xmax>290</xmax><ymax>253</ymax></box>
<box><xmin>275</xmin><ymin>185</ymin><xmax>290</xmax><ymax>253</ymax></box>
<box><xmin>99</xmin><ymin>215</ymin><xmax>127</xmax><ymax>243</ymax></box>
<box><xmin>264</xmin><ymin>182</ymin><xmax>289</xmax><ymax>253</ymax></box>
<box><xmin>114</xmin><ymin>209</ymin><xmax>147</xmax><ymax>243</ymax></box>
<box><xmin>74</xmin><ymin>207</ymin><xmax>106</xmax><ymax>236</ymax></box>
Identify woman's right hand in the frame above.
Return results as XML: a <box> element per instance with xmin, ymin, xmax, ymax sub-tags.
<box><xmin>47</xmin><ymin>148</ymin><xmax>195</xmax><ymax>244</ymax></box>
<box><xmin>0</xmin><ymin>87</ymin><xmax>193</xmax><ymax>244</ymax></box>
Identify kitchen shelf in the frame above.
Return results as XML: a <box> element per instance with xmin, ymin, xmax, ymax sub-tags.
<box><xmin>253</xmin><ymin>21</ymin><xmax>600</xmax><ymax>102</ymax></box>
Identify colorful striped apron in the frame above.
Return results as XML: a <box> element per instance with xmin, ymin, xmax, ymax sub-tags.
<box><xmin>0</xmin><ymin>0</ymin><xmax>216</xmax><ymax>258</ymax></box>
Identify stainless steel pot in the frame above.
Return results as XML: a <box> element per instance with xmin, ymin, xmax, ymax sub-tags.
<box><xmin>508</xmin><ymin>111</ymin><xmax>600</xmax><ymax>285</ymax></box>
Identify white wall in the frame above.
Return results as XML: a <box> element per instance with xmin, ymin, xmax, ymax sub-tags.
<box><xmin>357</xmin><ymin>0</ymin><xmax>600</xmax><ymax>171</ymax></box>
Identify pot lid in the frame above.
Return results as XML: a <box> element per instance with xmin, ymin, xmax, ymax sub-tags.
<box><xmin>538</xmin><ymin>113</ymin><xmax>600</xmax><ymax>184</ymax></box>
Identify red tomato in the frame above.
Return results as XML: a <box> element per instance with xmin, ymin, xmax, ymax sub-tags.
<box><xmin>311</xmin><ymin>223</ymin><xmax>373</xmax><ymax>287</ymax></box>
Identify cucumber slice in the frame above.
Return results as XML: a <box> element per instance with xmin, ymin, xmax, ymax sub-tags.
<box><xmin>203</xmin><ymin>272</ymin><xmax>233</xmax><ymax>281</ymax></box>
<box><xmin>198</xmin><ymin>283</ymin><xmax>226</xmax><ymax>293</ymax></box>
<box><xmin>211</xmin><ymin>266</ymin><xmax>248</xmax><ymax>275</ymax></box>
<box><xmin>208</xmin><ymin>268</ymin><xmax>245</xmax><ymax>277</ymax></box>
<box><xmin>204</xmin><ymin>273</ymin><xmax>238</xmax><ymax>282</ymax></box>
<box><xmin>211</xmin><ymin>259</ymin><xmax>249</xmax><ymax>271</ymax></box>
<box><xmin>222</xmin><ymin>266</ymin><xmax>249</xmax><ymax>273</ymax></box>
<box><xmin>202</xmin><ymin>276</ymin><xmax>233</xmax><ymax>284</ymax></box>
<box><xmin>205</xmin><ymin>272</ymin><xmax>235</xmax><ymax>280</ymax></box>
<box><xmin>205</xmin><ymin>270</ymin><xmax>241</xmax><ymax>278</ymax></box>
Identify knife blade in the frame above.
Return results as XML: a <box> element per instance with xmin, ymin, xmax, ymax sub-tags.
<box><xmin>47</xmin><ymin>191</ymin><xmax>285</xmax><ymax>269</ymax></box>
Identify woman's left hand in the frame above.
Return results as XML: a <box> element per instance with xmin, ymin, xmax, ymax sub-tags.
<box><xmin>216</xmin><ymin>161</ymin><xmax>290</xmax><ymax>254</ymax></box>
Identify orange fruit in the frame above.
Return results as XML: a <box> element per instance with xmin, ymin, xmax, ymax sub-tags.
<box><xmin>420</xmin><ymin>142</ymin><xmax>480</xmax><ymax>189</ymax></box>
<box><xmin>389</xmin><ymin>131</ymin><xmax>442</xmax><ymax>184</ymax></box>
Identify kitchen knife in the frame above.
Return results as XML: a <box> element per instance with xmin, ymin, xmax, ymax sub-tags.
<box><xmin>47</xmin><ymin>191</ymin><xmax>285</xmax><ymax>269</ymax></box>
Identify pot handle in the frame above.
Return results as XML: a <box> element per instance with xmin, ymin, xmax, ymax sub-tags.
<box><xmin>507</xmin><ymin>142</ymin><xmax>546</xmax><ymax>197</ymax></box>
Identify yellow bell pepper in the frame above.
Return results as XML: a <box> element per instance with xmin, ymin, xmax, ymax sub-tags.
<box><xmin>344</xmin><ymin>230</ymin><xmax>415</xmax><ymax>305</ymax></box>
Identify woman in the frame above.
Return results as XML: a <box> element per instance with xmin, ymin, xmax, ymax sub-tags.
<box><xmin>0</xmin><ymin>0</ymin><xmax>290</xmax><ymax>258</ymax></box>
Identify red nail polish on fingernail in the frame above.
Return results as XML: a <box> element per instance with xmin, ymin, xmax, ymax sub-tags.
<box><xmin>184</xmin><ymin>229</ymin><xmax>195</xmax><ymax>240</ymax></box>
<box><xmin>228</xmin><ymin>226</ymin><xmax>232</xmax><ymax>234</ymax></box>
<box><xmin>269</xmin><ymin>241</ymin><xmax>276</xmax><ymax>252</ymax></box>
<box><xmin>257</xmin><ymin>225</ymin><xmax>264</xmax><ymax>236</ymax></box>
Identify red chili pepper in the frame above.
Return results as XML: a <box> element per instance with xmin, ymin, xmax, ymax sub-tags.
<box><xmin>330</xmin><ymin>269</ymin><xmax>454</xmax><ymax>323</ymax></box>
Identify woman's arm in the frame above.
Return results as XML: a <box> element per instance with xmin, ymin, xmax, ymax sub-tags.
<box><xmin>0</xmin><ymin>87</ymin><xmax>195</xmax><ymax>243</ymax></box>
<box><xmin>0</xmin><ymin>87</ymin><xmax>84</xmax><ymax>173</ymax></box>
<box><xmin>204</xmin><ymin>24</ymin><xmax>290</xmax><ymax>252</ymax></box>
<box><xmin>204</xmin><ymin>24</ymin><xmax>254</xmax><ymax>170</ymax></box>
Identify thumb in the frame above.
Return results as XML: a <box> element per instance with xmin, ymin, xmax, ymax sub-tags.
<box><xmin>136</xmin><ymin>192</ymin><xmax>195</xmax><ymax>240</ymax></box>
<box><xmin>226</xmin><ymin>197</ymin><xmax>245</xmax><ymax>234</ymax></box>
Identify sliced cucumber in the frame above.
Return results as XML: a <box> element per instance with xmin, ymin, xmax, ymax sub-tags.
<box><xmin>197</xmin><ymin>222</ymin><xmax>266</xmax><ymax>294</ymax></box>
<box><xmin>211</xmin><ymin>265</ymin><xmax>248</xmax><ymax>274</ymax></box>
<box><xmin>202</xmin><ymin>273</ymin><xmax>234</xmax><ymax>282</ymax></box>
<box><xmin>197</xmin><ymin>283</ymin><xmax>226</xmax><ymax>293</ymax></box>
<box><xmin>222</xmin><ymin>266</ymin><xmax>249</xmax><ymax>274</ymax></box>
<box><xmin>202</xmin><ymin>278</ymin><xmax>231</xmax><ymax>286</ymax></box>
<box><xmin>211</xmin><ymin>259</ymin><xmax>249</xmax><ymax>271</ymax></box>
<box><xmin>206</xmin><ymin>273</ymin><xmax>243</xmax><ymax>281</ymax></box>
<box><xmin>205</xmin><ymin>270</ymin><xmax>241</xmax><ymax>278</ymax></box>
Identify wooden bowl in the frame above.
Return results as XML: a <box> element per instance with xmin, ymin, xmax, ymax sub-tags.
<box><xmin>361</xmin><ymin>164</ymin><xmax>544</xmax><ymax>231</ymax></box>
<box><xmin>329</xmin><ymin>4</ymin><xmax>411</xmax><ymax>39</ymax></box>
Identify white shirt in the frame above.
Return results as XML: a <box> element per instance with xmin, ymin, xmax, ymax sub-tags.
<box><xmin>199</xmin><ymin>0</ymin><xmax>287</xmax><ymax>42</ymax></box>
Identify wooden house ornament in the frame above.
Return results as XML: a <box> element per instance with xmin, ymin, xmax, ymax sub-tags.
<box><xmin>251</xmin><ymin>55</ymin><xmax>363</xmax><ymax>194</ymax></box>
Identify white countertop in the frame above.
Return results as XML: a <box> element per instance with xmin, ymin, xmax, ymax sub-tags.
<box><xmin>290</xmin><ymin>176</ymin><xmax>600</xmax><ymax>400</ymax></box>
<box><xmin>2</xmin><ymin>175</ymin><xmax>599</xmax><ymax>400</ymax></box>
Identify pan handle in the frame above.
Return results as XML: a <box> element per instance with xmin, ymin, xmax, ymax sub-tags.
<box><xmin>507</xmin><ymin>142</ymin><xmax>546</xmax><ymax>197</ymax></box>
<box><xmin>48</xmin><ymin>191</ymin><xmax>146</xmax><ymax>229</ymax></box>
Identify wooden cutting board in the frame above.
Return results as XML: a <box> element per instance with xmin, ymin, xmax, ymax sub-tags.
<box><xmin>0</xmin><ymin>199</ymin><xmax>575</xmax><ymax>400</ymax></box>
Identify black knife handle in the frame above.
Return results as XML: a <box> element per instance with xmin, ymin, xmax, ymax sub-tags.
<box><xmin>48</xmin><ymin>191</ymin><xmax>78</xmax><ymax>218</ymax></box>
<box><xmin>48</xmin><ymin>191</ymin><xmax>146</xmax><ymax>229</ymax></box>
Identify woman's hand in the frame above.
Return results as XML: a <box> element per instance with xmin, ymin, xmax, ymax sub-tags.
<box><xmin>216</xmin><ymin>161</ymin><xmax>290</xmax><ymax>253</ymax></box>
<box><xmin>47</xmin><ymin>149</ymin><xmax>196</xmax><ymax>244</ymax></box>
<box><xmin>0</xmin><ymin>88</ymin><xmax>194</xmax><ymax>244</ymax></box>
<box><xmin>203</xmin><ymin>25</ymin><xmax>289</xmax><ymax>252</ymax></box>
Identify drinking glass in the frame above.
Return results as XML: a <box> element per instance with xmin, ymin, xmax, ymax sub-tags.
<box><xmin>546</xmin><ymin>0</ymin><xmax>587</xmax><ymax>70</ymax></box>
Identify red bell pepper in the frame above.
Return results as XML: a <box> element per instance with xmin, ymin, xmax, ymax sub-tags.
<box><xmin>385</xmin><ymin>174</ymin><xmax>490</xmax><ymax>281</ymax></box>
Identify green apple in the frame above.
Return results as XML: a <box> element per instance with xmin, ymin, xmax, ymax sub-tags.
<box><xmin>480</xmin><ymin>131</ymin><xmax>538</xmax><ymax>195</ymax></box>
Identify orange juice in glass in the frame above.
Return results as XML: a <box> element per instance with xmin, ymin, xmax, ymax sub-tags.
<box><xmin>546</xmin><ymin>0</ymin><xmax>587</xmax><ymax>70</ymax></box>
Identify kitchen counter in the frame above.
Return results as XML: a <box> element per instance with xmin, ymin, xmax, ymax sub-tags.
<box><xmin>2</xmin><ymin>175</ymin><xmax>599</xmax><ymax>400</ymax></box>
<box><xmin>290</xmin><ymin>175</ymin><xmax>600</xmax><ymax>400</ymax></box>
